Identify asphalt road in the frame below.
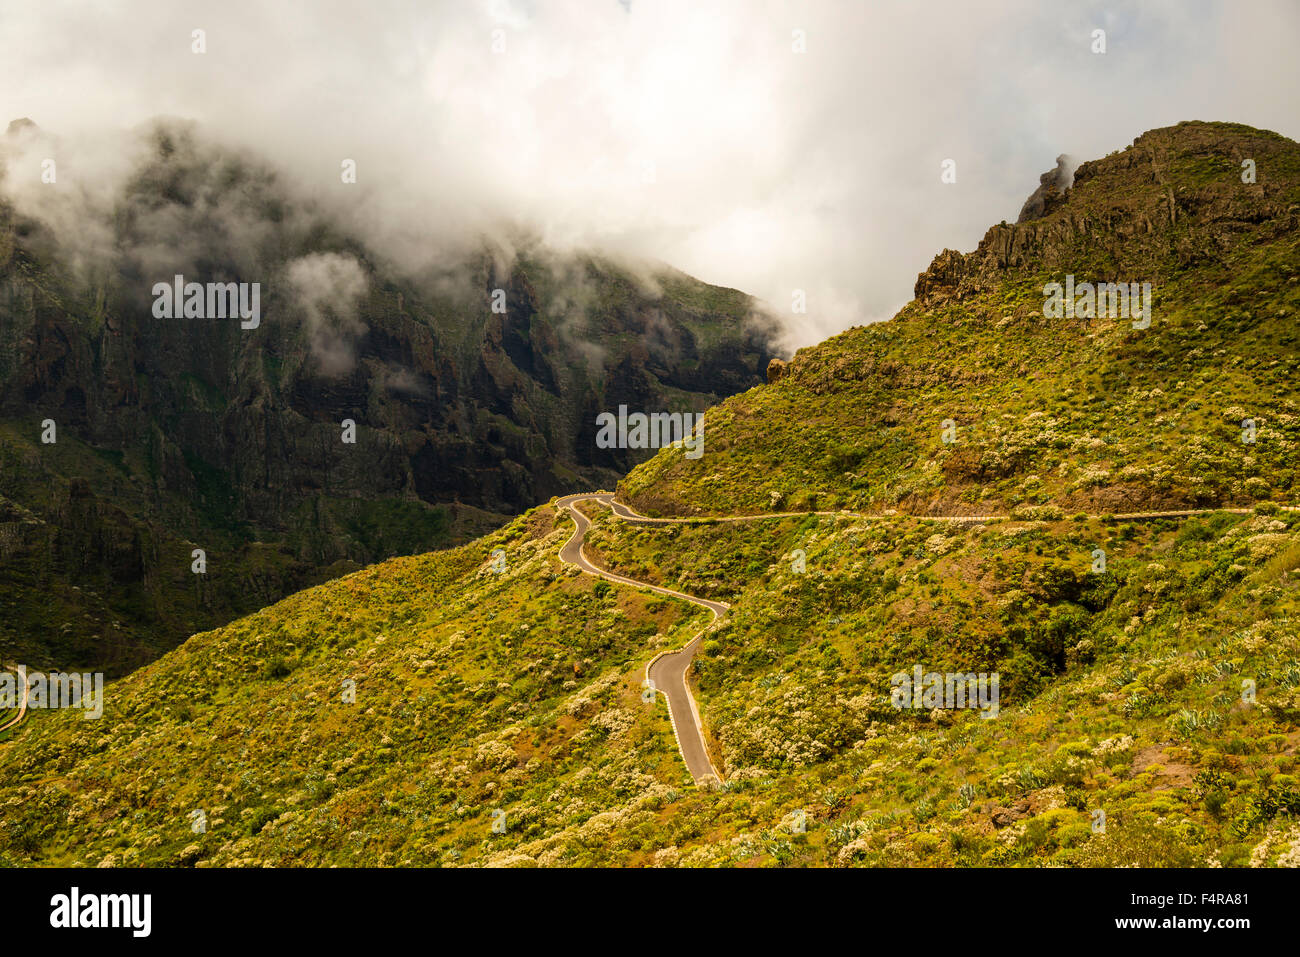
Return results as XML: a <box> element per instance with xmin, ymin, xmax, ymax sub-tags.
<box><xmin>556</xmin><ymin>493</ymin><xmax>726</xmax><ymax>784</ymax></box>
<box><xmin>552</xmin><ymin>494</ymin><xmax>1296</xmax><ymax>785</ymax></box>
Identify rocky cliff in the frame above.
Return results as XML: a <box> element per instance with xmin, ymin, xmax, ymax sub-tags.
<box><xmin>0</xmin><ymin>119</ymin><xmax>778</xmax><ymax>673</ymax></box>
<box><xmin>916</xmin><ymin>122</ymin><xmax>1298</xmax><ymax>304</ymax></box>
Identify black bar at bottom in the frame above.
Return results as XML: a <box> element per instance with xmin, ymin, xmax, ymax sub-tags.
<box><xmin>0</xmin><ymin>865</ymin><xmax>1275</xmax><ymax>944</ymax></box>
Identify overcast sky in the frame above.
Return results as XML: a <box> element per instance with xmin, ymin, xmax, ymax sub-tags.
<box><xmin>2</xmin><ymin>0</ymin><xmax>1298</xmax><ymax>349</ymax></box>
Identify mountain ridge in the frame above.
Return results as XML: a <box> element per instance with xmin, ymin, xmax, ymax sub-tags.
<box><xmin>621</xmin><ymin>120</ymin><xmax>1300</xmax><ymax>518</ymax></box>
<box><xmin>3</xmin><ymin>120</ymin><xmax>1300</xmax><ymax>870</ymax></box>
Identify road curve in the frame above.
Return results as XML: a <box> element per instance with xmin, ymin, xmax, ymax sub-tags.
<box><xmin>556</xmin><ymin>493</ymin><xmax>727</xmax><ymax>785</ymax></box>
<box><xmin>0</xmin><ymin>663</ymin><xmax>28</xmax><ymax>736</ymax></box>
<box><xmin>554</xmin><ymin>493</ymin><xmax>1299</xmax><ymax>784</ymax></box>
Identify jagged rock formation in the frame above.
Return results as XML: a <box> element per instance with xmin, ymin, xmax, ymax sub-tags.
<box><xmin>624</xmin><ymin>121</ymin><xmax>1300</xmax><ymax>521</ymax></box>
<box><xmin>915</xmin><ymin>122</ymin><xmax>1298</xmax><ymax>305</ymax></box>
<box><xmin>1017</xmin><ymin>154</ymin><xmax>1075</xmax><ymax>223</ymax></box>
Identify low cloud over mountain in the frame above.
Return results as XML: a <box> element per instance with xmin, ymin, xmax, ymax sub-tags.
<box><xmin>3</xmin><ymin>0</ymin><xmax>1297</xmax><ymax>349</ymax></box>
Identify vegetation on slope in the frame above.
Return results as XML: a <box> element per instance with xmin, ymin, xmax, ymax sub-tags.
<box><xmin>2</xmin><ymin>121</ymin><xmax>1299</xmax><ymax>868</ymax></box>
<box><xmin>621</xmin><ymin>122</ymin><xmax>1300</xmax><ymax>517</ymax></box>
<box><xmin>0</xmin><ymin>118</ymin><xmax>775</xmax><ymax>674</ymax></box>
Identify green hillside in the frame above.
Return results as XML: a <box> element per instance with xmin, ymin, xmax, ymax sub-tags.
<box><xmin>622</xmin><ymin>121</ymin><xmax>1300</xmax><ymax>518</ymax></box>
<box><xmin>2</xmin><ymin>121</ymin><xmax>1299</xmax><ymax>868</ymax></box>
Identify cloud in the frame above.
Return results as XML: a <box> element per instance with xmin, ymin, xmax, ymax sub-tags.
<box><xmin>285</xmin><ymin>252</ymin><xmax>369</xmax><ymax>376</ymax></box>
<box><xmin>1</xmin><ymin>0</ymin><xmax>1297</xmax><ymax>349</ymax></box>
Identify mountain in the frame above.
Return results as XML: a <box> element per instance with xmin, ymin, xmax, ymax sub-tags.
<box><xmin>0</xmin><ymin>118</ymin><xmax>778</xmax><ymax>675</ymax></box>
<box><xmin>3</xmin><ymin>121</ymin><xmax>1299</xmax><ymax>869</ymax></box>
<box><xmin>622</xmin><ymin>121</ymin><xmax>1299</xmax><ymax>518</ymax></box>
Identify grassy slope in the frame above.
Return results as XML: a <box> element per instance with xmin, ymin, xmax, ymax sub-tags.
<box><xmin>581</xmin><ymin>501</ymin><xmax>1300</xmax><ymax>866</ymax></box>
<box><xmin>3</xmin><ymin>121</ymin><xmax>1300</xmax><ymax>867</ymax></box>
<box><xmin>1</xmin><ymin>504</ymin><xmax>710</xmax><ymax>866</ymax></box>
<box><xmin>621</xmin><ymin>123</ymin><xmax>1300</xmax><ymax>517</ymax></box>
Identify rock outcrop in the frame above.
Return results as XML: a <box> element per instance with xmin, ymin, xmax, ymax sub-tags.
<box><xmin>1017</xmin><ymin>154</ymin><xmax>1075</xmax><ymax>223</ymax></box>
<box><xmin>915</xmin><ymin>121</ymin><xmax>1299</xmax><ymax>306</ymax></box>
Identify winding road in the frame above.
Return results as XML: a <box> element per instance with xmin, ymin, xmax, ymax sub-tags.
<box><xmin>554</xmin><ymin>493</ymin><xmax>1015</xmax><ymax>784</ymax></box>
<box><xmin>3</xmin><ymin>495</ymin><xmax>1286</xmax><ymax>770</ymax></box>
<box><xmin>556</xmin><ymin>493</ymin><xmax>728</xmax><ymax>785</ymax></box>
<box><xmin>554</xmin><ymin>493</ymin><xmax>1299</xmax><ymax>785</ymax></box>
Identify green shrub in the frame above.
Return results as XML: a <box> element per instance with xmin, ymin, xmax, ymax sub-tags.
<box><xmin>261</xmin><ymin>656</ymin><xmax>292</xmax><ymax>680</ymax></box>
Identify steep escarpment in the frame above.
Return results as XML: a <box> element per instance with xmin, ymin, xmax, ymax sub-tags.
<box><xmin>0</xmin><ymin>118</ymin><xmax>778</xmax><ymax>673</ymax></box>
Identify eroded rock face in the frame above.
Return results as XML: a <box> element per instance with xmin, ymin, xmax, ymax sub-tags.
<box><xmin>1017</xmin><ymin>154</ymin><xmax>1076</xmax><ymax>224</ymax></box>
<box><xmin>766</xmin><ymin>357</ymin><xmax>788</xmax><ymax>383</ymax></box>
<box><xmin>0</xmin><ymin>118</ymin><xmax>780</xmax><ymax>672</ymax></box>
<box><xmin>914</xmin><ymin>122</ymin><xmax>1300</xmax><ymax>306</ymax></box>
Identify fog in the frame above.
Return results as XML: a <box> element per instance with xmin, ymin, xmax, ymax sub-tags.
<box><xmin>2</xmin><ymin>0</ymin><xmax>1297</xmax><ymax>350</ymax></box>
